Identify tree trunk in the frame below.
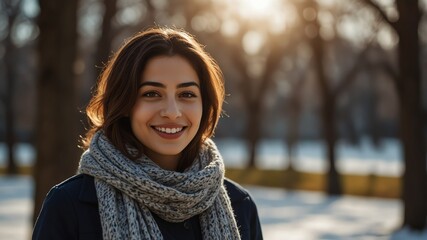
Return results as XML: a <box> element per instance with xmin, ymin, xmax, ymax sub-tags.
<box><xmin>285</xmin><ymin>98</ymin><xmax>299</xmax><ymax>171</ymax></box>
<box><xmin>33</xmin><ymin>0</ymin><xmax>80</xmax><ymax>223</ymax></box>
<box><xmin>95</xmin><ymin>0</ymin><xmax>117</xmax><ymax>77</ymax></box>
<box><xmin>247</xmin><ymin>100</ymin><xmax>261</xmax><ymax>168</ymax></box>
<box><xmin>4</xmin><ymin>55</ymin><xmax>17</xmax><ymax>175</ymax></box>
<box><xmin>4</xmin><ymin>37</ymin><xmax>18</xmax><ymax>175</ymax></box>
<box><xmin>395</xmin><ymin>0</ymin><xmax>427</xmax><ymax>230</ymax></box>
<box><xmin>286</xmin><ymin>78</ymin><xmax>304</xmax><ymax>171</ymax></box>
<box><xmin>362</xmin><ymin>0</ymin><xmax>427</xmax><ymax>230</ymax></box>
<box><xmin>3</xmin><ymin>0</ymin><xmax>20</xmax><ymax>175</ymax></box>
<box><xmin>321</xmin><ymin>95</ymin><xmax>341</xmax><ymax>195</ymax></box>
<box><xmin>307</xmin><ymin>0</ymin><xmax>342</xmax><ymax>195</ymax></box>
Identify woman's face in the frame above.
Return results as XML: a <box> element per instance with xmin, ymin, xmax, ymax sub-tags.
<box><xmin>130</xmin><ymin>55</ymin><xmax>203</xmax><ymax>170</ymax></box>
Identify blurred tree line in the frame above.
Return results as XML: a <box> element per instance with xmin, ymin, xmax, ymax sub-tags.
<box><xmin>0</xmin><ymin>0</ymin><xmax>426</xmax><ymax>231</ymax></box>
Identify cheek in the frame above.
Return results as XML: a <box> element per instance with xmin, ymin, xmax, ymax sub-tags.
<box><xmin>132</xmin><ymin>101</ymin><xmax>158</xmax><ymax>115</ymax></box>
<box><xmin>130</xmin><ymin>103</ymin><xmax>151</xmax><ymax>126</ymax></box>
<box><xmin>188</xmin><ymin>102</ymin><xmax>203</xmax><ymax>124</ymax></box>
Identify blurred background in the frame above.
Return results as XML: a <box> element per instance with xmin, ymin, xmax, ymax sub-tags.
<box><xmin>0</xmin><ymin>0</ymin><xmax>426</xmax><ymax>239</ymax></box>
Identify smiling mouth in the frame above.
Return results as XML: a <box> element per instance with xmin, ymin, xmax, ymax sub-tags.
<box><xmin>153</xmin><ymin>126</ymin><xmax>186</xmax><ymax>134</ymax></box>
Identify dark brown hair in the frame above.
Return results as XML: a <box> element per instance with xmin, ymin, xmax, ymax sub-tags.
<box><xmin>83</xmin><ymin>27</ymin><xmax>224</xmax><ymax>171</ymax></box>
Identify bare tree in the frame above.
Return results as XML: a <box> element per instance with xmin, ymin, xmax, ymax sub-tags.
<box><xmin>301</xmin><ymin>0</ymin><xmax>372</xmax><ymax>195</ymax></box>
<box><xmin>33</xmin><ymin>0</ymin><xmax>80</xmax><ymax>223</ymax></box>
<box><xmin>230</xmin><ymin>32</ymin><xmax>297</xmax><ymax>168</ymax></box>
<box><xmin>361</xmin><ymin>0</ymin><xmax>427</xmax><ymax>231</ymax></box>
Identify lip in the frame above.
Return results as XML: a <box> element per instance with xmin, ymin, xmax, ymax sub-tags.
<box><xmin>151</xmin><ymin>124</ymin><xmax>187</xmax><ymax>140</ymax></box>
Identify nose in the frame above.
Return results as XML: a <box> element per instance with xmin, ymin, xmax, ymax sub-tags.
<box><xmin>160</xmin><ymin>98</ymin><xmax>182</xmax><ymax>119</ymax></box>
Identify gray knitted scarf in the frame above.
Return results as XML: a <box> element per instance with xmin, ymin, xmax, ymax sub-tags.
<box><xmin>78</xmin><ymin>131</ymin><xmax>241</xmax><ymax>240</ymax></box>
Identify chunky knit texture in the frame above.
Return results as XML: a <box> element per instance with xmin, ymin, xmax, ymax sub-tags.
<box><xmin>78</xmin><ymin>131</ymin><xmax>241</xmax><ymax>240</ymax></box>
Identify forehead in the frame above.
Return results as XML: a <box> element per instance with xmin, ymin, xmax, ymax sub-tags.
<box><xmin>141</xmin><ymin>55</ymin><xmax>199</xmax><ymax>85</ymax></box>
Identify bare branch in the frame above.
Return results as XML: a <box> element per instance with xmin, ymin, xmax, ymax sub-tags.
<box><xmin>333</xmin><ymin>16</ymin><xmax>383</xmax><ymax>97</ymax></box>
<box><xmin>333</xmin><ymin>41</ymin><xmax>373</xmax><ymax>97</ymax></box>
<box><xmin>359</xmin><ymin>0</ymin><xmax>398</xmax><ymax>30</ymax></box>
<box><xmin>375</xmin><ymin>59</ymin><xmax>399</xmax><ymax>90</ymax></box>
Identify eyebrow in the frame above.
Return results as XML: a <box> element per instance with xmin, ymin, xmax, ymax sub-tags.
<box><xmin>138</xmin><ymin>81</ymin><xmax>200</xmax><ymax>89</ymax></box>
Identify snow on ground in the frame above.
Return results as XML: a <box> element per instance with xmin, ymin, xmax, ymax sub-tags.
<box><xmin>248</xmin><ymin>186</ymin><xmax>401</xmax><ymax>239</ymax></box>
<box><xmin>1</xmin><ymin>176</ymin><xmax>426</xmax><ymax>240</ymax></box>
<box><xmin>0</xmin><ymin>176</ymin><xmax>33</xmax><ymax>240</ymax></box>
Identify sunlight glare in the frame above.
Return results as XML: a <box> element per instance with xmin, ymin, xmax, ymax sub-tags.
<box><xmin>243</xmin><ymin>31</ymin><xmax>265</xmax><ymax>55</ymax></box>
<box><xmin>377</xmin><ymin>25</ymin><xmax>398</xmax><ymax>50</ymax></box>
<box><xmin>269</xmin><ymin>14</ymin><xmax>287</xmax><ymax>35</ymax></box>
<box><xmin>221</xmin><ymin>19</ymin><xmax>240</xmax><ymax>37</ymax></box>
<box><xmin>221</xmin><ymin>0</ymin><xmax>285</xmax><ymax>23</ymax></box>
<box><xmin>336</xmin><ymin>9</ymin><xmax>377</xmax><ymax>47</ymax></box>
<box><xmin>235</xmin><ymin>0</ymin><xmax>278</xmax><ymax>20</ymax></box>
<box><xmin>191</xmin><ymin>13</ymin><xmax>220</xmax><ymax>33</ymax></box>
<box><xmin>217</xmin><ymin>0</ymin><xmax>297</xmax><ymax>35</ymax></box>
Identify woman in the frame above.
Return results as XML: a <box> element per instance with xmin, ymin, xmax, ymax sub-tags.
<box><xmin>33</xmin><ymin>27</ymin><xmax>263</xmax><ymax>240</ymax></box>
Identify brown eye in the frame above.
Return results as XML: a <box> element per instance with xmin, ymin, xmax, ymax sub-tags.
<box><xmin>179</xmin><ymin>91</ymin><xmax>197</xmax><ymax>98</ymax></box>
<box><xmin>142</xmin><ymin>91</ymin><xmax>161</xmax><ymax>98</ymax></box>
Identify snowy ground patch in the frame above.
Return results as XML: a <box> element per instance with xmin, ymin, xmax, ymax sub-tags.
<box><xmin>0</xmin><ymin>176</ymin><xmax>34</xmax><ymax>240</ymax></box>
<box><xmin>247</xmin><ymin>186</ymin><xmax>401</xmax><ymax>239</ymax></box>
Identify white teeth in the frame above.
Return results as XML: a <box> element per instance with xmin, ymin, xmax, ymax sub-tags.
<box><xmin>155</xmin><ymin>127</ymin><xmax>183</xmax><ymax>134</ymax></box>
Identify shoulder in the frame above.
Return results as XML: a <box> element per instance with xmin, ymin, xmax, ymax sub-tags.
<box><xmin>41</xmin><ymin>174</ymin><xmax>85</xmax><ymax>210</ymax></box>
<box><xmin>35</xmin><ymin>174</ymin><xmax>94</xmax><ymax>219</ymax></box>
<box><xmin>33</xmin><ymin>174</ymin><xmax>101</xmax><ymax>240</ymax></box>
<box><xmin>33</xmin><ymin>175</ymin><xmax>84</xmax><ymax>239</ymax></box>
<box><xmin>223</xmin><ymin>178</ymin><xmax>258</xmax><ymax>213</ymax></box>
<box><xmin>224</xmin><ymin>178</ymin><xmax>252</xmax><ymax>203</ymax></box>
<box><xmin>224</xmin><ymin>178</ymin><xmax>264</xmax><ymax>240</ymax></box>
<box><xmin>46</xmin><ymin>174</ymin><xmax>97</xmax><ymax>203</ymax></box>
<box><xmin>51</xmin><ymin>174</ymin><xmax>87</xmax><ymax>195</ymax></box>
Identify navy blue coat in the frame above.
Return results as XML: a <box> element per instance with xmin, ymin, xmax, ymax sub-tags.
<box><xmin>32</xmin><ymin>174</ymin><xmax>263</xmax><ymax>240</ymax></box>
